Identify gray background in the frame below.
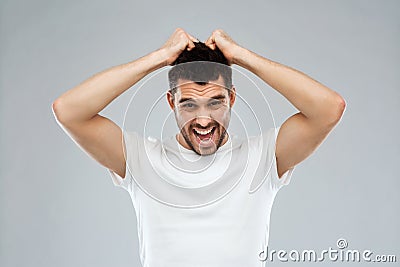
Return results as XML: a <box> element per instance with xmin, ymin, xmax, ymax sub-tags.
<box><xmin>1</xmin><ymin>0</ymin><xmax>399</xmax><ymax>266</ymax></box>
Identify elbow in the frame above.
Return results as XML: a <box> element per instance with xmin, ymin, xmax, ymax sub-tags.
<box><xmin>52</xmin><ymin>97</ymin><xmax>69</xmax><ymax>124</ymax></box>
<box><xmin>326</xmin><ymin>94</ymin><xmax>346</xmax><ymax>126</ymax></box>
<box><xmin>335</xmin><ymin>94</ymin><xmax>346</xmax><ymax>120</ymax></box>
<box><xmin>51</xmin><ymin>98</ymin><xmax>61</xmax><ymax>121</ymax></box>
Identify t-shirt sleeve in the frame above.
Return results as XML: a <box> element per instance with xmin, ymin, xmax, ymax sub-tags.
<box><xmin>248</xmin><ymin>126</ymin><xmax>295</xmax><ymax>193</ymax></box>
<box><xmin>261</xmin><ymin>126</ymin><xmax>295</xmax><ymax>192</ymax></box>
<box><xmin>108</xmin><ymin>130</ymin><xmax>138</xmax><ymax>192</ymax></box>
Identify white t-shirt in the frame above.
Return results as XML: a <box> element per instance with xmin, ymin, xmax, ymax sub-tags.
<box><xmin>109</xmin><ymin>126</ymin><xmax>295</xmax><ymax>267</ymax></box>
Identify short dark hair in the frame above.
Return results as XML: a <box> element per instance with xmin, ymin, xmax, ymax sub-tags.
<box><xmin>168</xmin><ymin>42</ymin><xmax>232</xmax><ymax>96</ymax></box>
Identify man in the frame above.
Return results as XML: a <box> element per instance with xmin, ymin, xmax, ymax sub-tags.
<box><xmin>52</xmin><ymin>28</ymin><xmax>345</xmax><ymax>266</ymax></box>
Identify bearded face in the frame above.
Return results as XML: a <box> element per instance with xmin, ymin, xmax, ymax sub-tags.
<box><xmin>167</xmin><ymin>76</ymin><xmax>236</xmax><ymax>155</ymax></box>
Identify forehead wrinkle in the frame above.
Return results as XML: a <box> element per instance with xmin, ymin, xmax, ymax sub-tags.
<box><xmin>176</xmin><ymin>76</ymin><xmax>227</xmax><ymax>93</ymax></box>
<box><xmin>177</xmin><ymin>83</ymin><xmax>228</xmax><ymax>99</ymax></box>
<box><xmin>181</xmin><ymin>86</ymin><xmax>225</xmax><ymax>97</ymax></box>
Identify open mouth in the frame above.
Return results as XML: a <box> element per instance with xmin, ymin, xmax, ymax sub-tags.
<box><xmin>192</xmin><ymin>127</ymin><xmax>216</xmax><ymax>145</ymax></box>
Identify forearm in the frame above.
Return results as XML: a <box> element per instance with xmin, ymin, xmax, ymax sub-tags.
<box><xmin>53</xmin><ymin>49</ymin><xmax>167</xmax><ymax>124</ymax></box>
<box><xmin>234</xmin><ymin>48</ymin><xmax>345</xmax><ymax>124</ymax></box>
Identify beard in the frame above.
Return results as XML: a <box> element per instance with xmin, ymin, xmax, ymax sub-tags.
<box><xmin>180</xmin><ymin>122</ymin><xmax>228</xmax><ymax>156</ymax></box>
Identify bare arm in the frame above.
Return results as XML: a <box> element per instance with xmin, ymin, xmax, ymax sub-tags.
<box><xmin>205</xmin><ymin>29</ymin><xmax>346</xmax><ymax>178</ymax></box>
<box><xmin>52</xmin><ymin>28</ymin><xmax>199</xmax><ymax>178</ymax></box>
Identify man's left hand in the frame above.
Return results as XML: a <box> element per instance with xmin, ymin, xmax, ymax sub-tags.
<box><xmin>205</xmin><ymin>29</ymin><xmax>243</xmax><ymax>65</ymax></box>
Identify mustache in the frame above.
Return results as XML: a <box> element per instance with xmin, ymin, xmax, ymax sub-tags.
<box><xmin>190</xmin><ymin>123</ymin><xmax>219</xmax><ymax>129</ymax></box>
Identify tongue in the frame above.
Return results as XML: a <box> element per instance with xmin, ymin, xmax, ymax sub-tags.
<box><xmin>198</xmin><ymin>132</ymin><xmax>212</xmax><ymax>140</ymax></box>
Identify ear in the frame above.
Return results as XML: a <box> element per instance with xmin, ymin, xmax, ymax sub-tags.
<box><xmin>229</xmin><ymin>85</ymin><xmax>236</xmax><ymax>107</ymax></box>
<box><xmin>166</xmin><ymin>90</ymin><xmax>175</xmax><ymax>110</ymax></box>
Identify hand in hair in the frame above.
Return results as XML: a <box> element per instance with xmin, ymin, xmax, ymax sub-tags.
<box><xmin>205</xmin><ymin>29</ymin><xmax>242</xmax><ymax>65</ymax></box>
<box><xmin>159</xmin><ymin>28</ymin><xmax>199</xmax><ymax>66</ymax></box>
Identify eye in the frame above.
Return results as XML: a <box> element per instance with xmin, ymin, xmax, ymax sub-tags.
<box><xmin>180</xmin><ymin>102</ymin><xmax>198</xmax><ymax>110</ymax></box>
<box><xmin>208</xmin><ymin>99</ymin><xmax>224</xmax><ymax>108</ymax></box>
<box><xmin>209</xmin><ymin>100</ymin><xmax>222</xmax><ymax>106</ymax></box>
<box><xmin>183</xmin><ymin>103</ymin><xmax>195</xmax><ymax>108</ymax></box>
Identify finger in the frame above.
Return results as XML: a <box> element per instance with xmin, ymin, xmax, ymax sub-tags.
<box><xmin>187</xmin><ymin>33</ymin><xmax>199</xmax><ymax>43</ymax></box>
<box><xmin>205</xmin><ymin>34</ymin><xmax>215</xmax><ymax>46</ymax></box>
<box><xmin>186</xmin><ymin>40</ymin><xmax>196</xmax><ymax>51</ymax></box>
<box><xmin>205</xmin><ymin>37</ymin><xmax>216</xmax><ymax>50</ymax></box>
<box><xmin>205</xmin><ymin>41</ymin><xmax>216</xmax><ymax>50</ymax></box>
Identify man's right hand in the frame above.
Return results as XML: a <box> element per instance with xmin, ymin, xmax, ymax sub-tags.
<box><xmin>159</xmin><ymin>28</ymin><xmax>199</xmax><ymax>66</ymax></box>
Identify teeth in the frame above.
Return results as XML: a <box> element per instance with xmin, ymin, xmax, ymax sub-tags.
<box><xmin>194</xmin><ymin>127</ymin><xmax>213</xmax><ymax>135</ymax></box>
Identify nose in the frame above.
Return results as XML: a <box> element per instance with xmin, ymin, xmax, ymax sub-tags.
<box><xmin>194</xmin><ymin>104</ymin><xmax>212</xmax><ymax>122</ymax></box>
<box><xmin>195</xmin><ymin>115</ymin><xmax>212</xmax><ymax>128</ymax></box>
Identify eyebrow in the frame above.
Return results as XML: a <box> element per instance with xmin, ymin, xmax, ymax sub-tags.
<box><xmin>178</xmin><ymin>94</ymin><xmax>227</xmax><ymax>104</ymax></box>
